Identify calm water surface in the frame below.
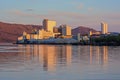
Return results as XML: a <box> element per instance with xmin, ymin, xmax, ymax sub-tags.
<box><xmin>0</xmin><ymin>44</ymin><xmax>120</xmax><ymax>80</ymax></box>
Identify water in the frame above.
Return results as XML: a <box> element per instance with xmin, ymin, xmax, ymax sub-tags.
<box><xmin>0</xmin><ymin>44</ymin><xmax>120</xmax><ymax>80</ymax></box>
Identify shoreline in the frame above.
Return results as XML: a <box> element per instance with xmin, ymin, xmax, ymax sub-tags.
<box><xmin>16</xmin><ymin>37</ymin><xmax>120</xmax><ymax>46</ymax></box>
<box><xmin>16</xmin><ymin>42</ymin><xmax>120</xmax><ymax>46</ymax></box>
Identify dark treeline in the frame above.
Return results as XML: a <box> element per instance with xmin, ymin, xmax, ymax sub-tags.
<box><xmin>90</xmin><ymin>35</ymin><xmax>120</xmax><ymax>46</ymax></box>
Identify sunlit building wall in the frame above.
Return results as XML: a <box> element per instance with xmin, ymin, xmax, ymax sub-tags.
<box><xmin>18</xmin><ymin>29</ymin><xmax>55</xmax><ymax>40</ymax></box>
<box><xmin>30</xmin><ymin>34</ymin><xmax>38</xmax><ymax>40</ymax></box>
<box><xmin>89</xmin><ymin>31</ymin><xmax>93</xmax><ymax>36</ymax></box>
<box><xmin>38</xmin><ymin>29</ymin><xmax>44</xmax><ymax>39</ymax></box>
<box><xmin>61</xmin><ymin>25</ymin><xmax>71</xmax><ymax>36</ymax></box>
<box><xmin>38</xmin><ymin>29</ymin><xmax>54</xmax><ymax>39</ymax></box>
<box><xmin>23</xmin><ymin>31</ymin><xmax>27</xmax><ymax>36</ymax></box>
<box><xmin>18</xmin><ymin>36</ymin><xmax>23</xmax><ymax>40</ymax></box>
<box><xmin>18</xmin><ymin>31</ymin><xmax>27</xmax><ymax>40</ymax></box>
<box><xmin>89</xmin><ymin>31</ymin><xmax>101</xmax><ymax>36</ymax></box>
<box><xmin>26</xmin><ymin>34</ymin><xmax>30</xmax><ymax>40</ymax></box>
<box><xmin>43</xmin><ymin>19</ymin><xmax>56</xmax><ymax>33</ymax></box>
<box><xmin>101</xmin><ymin>22</ymin><xmax>108</xmax><ymax>34</ymax></box>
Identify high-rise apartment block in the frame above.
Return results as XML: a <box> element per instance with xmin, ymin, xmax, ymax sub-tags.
<box><xmin>60</xmin><ymin>25</ymin><xmax>71</xmax><ymax>36</ymax></box>
<box><xmin>101</xmin><ymin>22</ymin><xmax>108</xmax><ymax>34</ymax></box>
<box><xmin>43</xmin><ymin>19</ymin><xmax>56</xmax><ymax>33</ymax></box>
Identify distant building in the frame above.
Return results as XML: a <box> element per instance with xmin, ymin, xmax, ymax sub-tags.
<box><xmin>18</xmin><ymin>29</ymin><xmax>55</xmax><ymax>41</ymax></box>
<box><xmin>38</xmin><ymin>29</ymin><xmax>54</xmax><ymax>39</ymax></box>
<box><xmin>18</xmin><ymin>36</ymin><xmax>23</xmax><ymax>41</ymax></box>
<box><xmin>59</xmin><ymin>25</ymin><xmax>72</xmax><ymax>38</ymax></box>
<box><xmin>60</xmin><ymin>25</ymin><xmax>71</xmax><ymax>36</ymax></box>
<box><xmin>53</xmin><ymin>27</ymin><xmax>59</xmax><ymax>33</ymax></box>
<box><xmin>18</xmin><ymin>31</ymin><xmax>27</xmax><ymax>41</ymax></box>
<box><xmin>72</xmin><ymin>33</ymin><xmax>82</xmax><ymax>42</ymax></box>
<box><xmin>26</xmin><ymin>34</ymin><xmax>30</xmax><ymax>40</ymax></box>
<box><xmin>17</xmin><ymin>19</ymin><xmax>73</xmax><ymax>42</ymax></box>
<box><xmin>30</xmin><ymin>34</ymin><xmax>38</xmax><ymax>40</ymax></box>
<box><xmin>89</xmin><ymin>31</ymin><xmax>101</xmax><ymax>36</ymax></box>
<box><xmin>101</xmin><ymin>22</ymin><xmax>108</xmax><ymax>34</ymax></box>
<box><xmin>43</xmin><ymin>19</ymin><xmax>56</xmax><ymax>33</ymax></box>
<box><xmin>73</xmin><ymin>33</ymin><xmax>89</xmax><ymax>41</ymax></box>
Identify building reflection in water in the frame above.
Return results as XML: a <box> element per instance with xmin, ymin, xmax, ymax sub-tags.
<box><xmin>24</xmin><ymin>45</ymin><xmax>72</xmax><ymax>72</ymax></box>
<box><xmin>89</xmin><ymin>46</ymin><xmax>108</xmax><ymax>66</ymax></box>
<box><xmin>42</xmin><ymin>45</ymin><xmax>56</xmax><ymax>71</ymax></box>
<box><xmin>96</xmin><ymin>46</ymin><xmax>100</xmax><ymax>64</ymax></box>
<box><xmin>7</xmin><ymin>45</ymin><xmax>108</xmax><ymax>72</ymax></box>
<box><xmin>103</xmin><ymin>46</ymin><xmax>108</xmax><ymax>68</ymax></box>
<box><xmin>89</xmin><ymin>46</ymin><xmax>93</xmax><ymax>64</ymax></box>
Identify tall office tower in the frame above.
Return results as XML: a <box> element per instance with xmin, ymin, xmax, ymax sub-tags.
<box><xmin>60</xmin><ymin>25</ymin><xmax>71</xmax><ymax>36</ymax></box>
<box><xmin>43</xmin><ymin>19</ymin><xmax>56</xmax><ymax>33</ymax></box>
<box><xmin>101</xmin><ymin>22</ymin><xmax>108</xmax><ymax>34</ymax></box>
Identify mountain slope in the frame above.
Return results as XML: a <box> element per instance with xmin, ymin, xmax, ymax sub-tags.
<box><xmin>72</xmin><ymin>26</ymin><xmax>97</xmax><ymax>35</ymax></box>
<box><xmin>0</xmin><ymin>22</ymin><xmax>42</xmax><ymax>43</ymax></box>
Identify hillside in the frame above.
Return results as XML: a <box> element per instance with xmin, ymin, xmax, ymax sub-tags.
<box><xmin>72</xmin><ymin>26</ymin><xmax>97</xmax><ymax>35</ymax></box>
<box><xmin>0</xmin><ymin>22</ymin><xmax>42</xmax><ymax>43</ymax></box>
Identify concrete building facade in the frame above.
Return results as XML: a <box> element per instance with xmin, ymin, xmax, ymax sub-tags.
<box><xmin>43</xmin><ymin>19</ymin><xmax>56</xmax><ymax>33</ymax></box>
<box><xmin>38</xmin><ymin>29</ymin><xmax>54</xmax><ymax>39</ymax></box>
<box><xmin>101</xmin><ymin>22</ymin><xmax>108</xmax><ymax>34</ymax></box>
<box><xmin>60</xmin><ymin>25</ymin><xmax>71</xmax><ymax>36</ymax></box>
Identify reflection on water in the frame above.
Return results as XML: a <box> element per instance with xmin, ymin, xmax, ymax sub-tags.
<box><xmin>89</xmin><ymin>46</ymin><xmax>108</xmax><ymax>65</ymax></box>
<box><xmin>0</xmin><ymin>45</ymin><xmax>109</xmax><ymax>71</ymax></box>
<box><xmin>22</xmin><ymin>45</ymin><xmax>72</xmax><ymax>72</ymax></box>
<box><xmin>0</xmin><ymin>44</ymin><xmax>120</xmax><ymax>80</ymax></box>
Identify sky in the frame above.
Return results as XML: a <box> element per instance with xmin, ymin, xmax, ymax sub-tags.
<box><xmin>0</xmin><ymin>0</ymin><xmax>120</xmax><ymax>32</ymax></box>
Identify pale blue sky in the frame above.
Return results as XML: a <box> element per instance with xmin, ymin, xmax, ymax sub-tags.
<box><xmin>0</xmin><ymin>0</ymin><xmax>120</xmax><ymax>32</ymax></box>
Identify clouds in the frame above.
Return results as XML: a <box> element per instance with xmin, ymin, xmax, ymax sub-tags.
<box><xmin>8</xmin><ymin>10</ymin><xmax>37</xmax><ymax>17</ymax></box>
<box><xmin>5</xmin><ymin>9</ymin><xmax>120</xmax><ymax>27</ymax></box>
<box><xmin>70</xmin><ymin>1</ymin><xmax>95</xmax><ymax>13</ymax></box>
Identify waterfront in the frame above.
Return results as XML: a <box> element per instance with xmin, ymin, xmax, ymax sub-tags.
<box><xmin>0</xmin><ymin>44</ymin><xmax>120</xmax><ymax>80</ymax></box>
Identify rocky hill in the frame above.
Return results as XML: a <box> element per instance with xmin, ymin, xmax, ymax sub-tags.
<box><xmin>0</xmin><ymin>22</ymin><xmax>42</xmax><ymax>43</ymax></box>
<box><xmin>72</xmin><ymin>26</ymin><xmax>97</xmax><ymax>35</ymax></box>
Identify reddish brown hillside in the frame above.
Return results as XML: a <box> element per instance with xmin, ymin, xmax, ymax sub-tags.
<box><xmin>0</xmin><ymin>22</ymin><xmax>42</xmax><ymax>43</ymax></box>
<box><xmin>72</xmin><ymin>26</ymin><xmax>97</xmax><ymax>35</ymax></box>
